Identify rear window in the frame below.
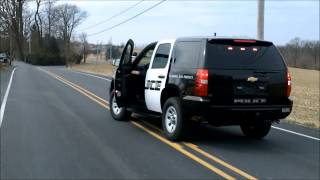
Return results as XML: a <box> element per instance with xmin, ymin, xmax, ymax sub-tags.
<box><xmin>205</xmin><ymin>40</ymin><xmax>285</xmax><ymax>70</ymax></box>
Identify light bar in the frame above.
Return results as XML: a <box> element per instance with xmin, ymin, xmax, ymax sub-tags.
<box><xmin>234</xmin><ymin>39</ymin><xmax>256</xmax><ymax>43</ymax></box>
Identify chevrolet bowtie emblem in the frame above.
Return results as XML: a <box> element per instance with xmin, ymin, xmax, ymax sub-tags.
<box><xmin>247</xmin><ymin>76</ymin><xmax>258</xmax><ymax>82</ymax></box>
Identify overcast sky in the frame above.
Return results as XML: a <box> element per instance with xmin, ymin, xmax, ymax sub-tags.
<box><xmin>57</xmin><ymin>0</ymin><xmax>319</xmax><ymax>46</ymax></box>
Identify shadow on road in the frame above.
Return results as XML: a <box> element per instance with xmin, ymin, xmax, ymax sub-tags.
<box><xmin>131</xmin><ymin>114</ymin><xmax>277</xmax><ymax>151</ymax></box>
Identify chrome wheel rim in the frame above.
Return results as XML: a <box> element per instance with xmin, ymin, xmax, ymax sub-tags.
<box><xmin>165</xmin><ymin>106</ymin><xmax>178</xmax><ymax>133</ymax></box>
<box><xmin>112</xmin><ymin>95</ymin><xmax>122</xmax><ymax>115</ymax></box>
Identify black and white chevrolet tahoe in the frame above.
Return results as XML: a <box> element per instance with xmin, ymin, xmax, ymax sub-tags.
<box><xmin>109</xmin><ymin>37</ymin><xmax>293</xmax><ymax>141</ymax></box>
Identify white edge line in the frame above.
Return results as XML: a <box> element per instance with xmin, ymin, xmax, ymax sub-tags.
<box><xmin>70</xmin><ymin>70</ymin><xmax>111</xmax><ymax>81</ymax></box>
<box><xmin>272</xmin><ymin>126</ymin><xmax>320</xmax><ymax>141</ymax></box>
<box><xmin>0</xmin><ymin>67</ymin><xmax>16</xmax><ymax>127</ymax></box>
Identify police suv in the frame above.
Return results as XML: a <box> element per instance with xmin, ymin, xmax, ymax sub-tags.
<box><xmin>109</xmin><ymin>37</ymin><xmax>293</xmax><ymax>141</ymax></box>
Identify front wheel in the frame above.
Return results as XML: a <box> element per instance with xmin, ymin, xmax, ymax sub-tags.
<box><xmin>109</xmin><ymin>92</ymin><xmax>131</xmax><ymax>121</ymax></box>
<box><xmin>162</xmin><ymin>97</ymin><xmax>188</xmax><ymax>141</ymax></box>
<box><xmin>240</xmin><ymin>120</ymin><xmax>272</xmax><ymax>139</ymax></box>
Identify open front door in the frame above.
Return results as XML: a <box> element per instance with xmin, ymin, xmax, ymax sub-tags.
<box><xmin>114</xmin><ymin>39</ymin><xmax>134</xmax><ymax>107</ymax></box>
<box><xmin>145</xmin><ymin>40</ymin><xmax>175</xmax><ymax>113</ymax></box>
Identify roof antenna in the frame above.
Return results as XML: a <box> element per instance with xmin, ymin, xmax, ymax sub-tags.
<box><xmin>214</xmin><ymin>32</ymin><xmax>217</xmax><ymax>37</ymax></box>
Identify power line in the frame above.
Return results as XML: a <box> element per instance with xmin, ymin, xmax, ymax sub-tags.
<box><xmin>79</xmin><ymin>0</ymin><xmax>145</xmax><ymax>31</ymax></box>
<box><xmin>86</xmin><ymin>0</ymin><xmax>166</xmax><ymax>37</ymax></box>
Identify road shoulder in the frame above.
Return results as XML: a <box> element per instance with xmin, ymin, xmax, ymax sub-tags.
<box><xmin>0</xmin><ymin>64</ymin><xmax>14</xmax><ymax>104</ymax></box>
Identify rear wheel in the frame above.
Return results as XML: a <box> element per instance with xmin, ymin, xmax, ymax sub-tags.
<box><xmin>240</xmin><ymin>120</ymin><xmax>272</xmax><ymax>139</ymax></box>
<box><xmin>162</xmin><ymin>97</ymin><xmax>188</xmax><ymax>141</ymax></box>
<box><xmin>109</xmin><ymin>92</ymin><xmax>131</xmax><ymax>121</ymax></box>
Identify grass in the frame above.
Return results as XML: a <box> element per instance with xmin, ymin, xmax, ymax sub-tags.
<box><xmin>71</xmin><ymin>62</ymin><xmax>320</xmax><ymax>129</ymax></box>
<box><xmin>286</xmin><ymin>67</ymin><xmax>319</xmax><ymax>128</ymax></box>
<box><xmin>71</xmin><ymin>61</ymin><xmax>114</xmax><ymax>77</ymax></box>
<box><xmin>0</xmin><ymin>63</ymin><xmax>8</xmax><ymax>70</ymax></box>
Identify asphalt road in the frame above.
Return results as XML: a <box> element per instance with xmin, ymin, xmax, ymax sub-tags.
<box><xmin>0</xmin><ymin>62</ymin><xmax>319</xmax><ymax>179</ymax></box>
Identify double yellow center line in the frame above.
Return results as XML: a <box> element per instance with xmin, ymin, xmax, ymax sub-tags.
<box><xmin>40</xmin><ymin>68</ymin><xmax>257</xmax><ymax>180</ymax></box>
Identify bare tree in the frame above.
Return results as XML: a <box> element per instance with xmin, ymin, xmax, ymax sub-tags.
<box><xmin>22</xmin><ymin>7</ymin><xmax>32</xmax><ymax>55</ymax></box>
<box><xmin>0</xmin><ymin>0</ymin><xmax>26</xmax><ymax>59</ymax></box>
<box><xmin>23</xmin><ymin>8</ymin><xmax>32</xmax><ymax>38</ymax></box>
<box><xmin>79</xmin><ymin>32</ymin><xmax>88</xmax><ymax>64</ymax></box>
<box><xmin>17</xmin><ymin>0</ymin><xmax>23</xmax><ymax>56</ymax></box>
<box><xmin>307</xmin><ymin>41</ymin><xmax>320</xmax><ymax>70</ymax></box>
<box><xmin>34</xmin><ymin>0</ymin><xmax>42</xmax><ymax>44</ymax></box>
<box><xmin>288</xmin><ymin>37</ymin><xmax>301</xmax><ymax>67</ymax></box>
<box><xmin>56</xmin><ymin>4</ymin><xmax>87</xmax><ymax>66</ymax></box>
<box><xmin>279</xmin><ymin>38</ymin><xmax>320</xmax><ymax>70</ymax></box>
<box><xmin>43</xmin><ymin>0</ymin><xmax>57</xmax><ymax>37</ymax></box>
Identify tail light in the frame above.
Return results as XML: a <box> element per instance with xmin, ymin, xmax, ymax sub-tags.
<box><xmin>287</xmin><ymin>71</ymin><xmax>292</xmax><ymax>97</ymax></box>
<box><xmin>194</xmin><ymin>69</ymin><xmax>208</xmax><ymax>97</ymax></box>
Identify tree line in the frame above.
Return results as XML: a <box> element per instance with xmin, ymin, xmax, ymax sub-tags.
<box><xmin>1</xmin><ymin>1</ymin><xmax>319</xmax><ymax>69</ymax></box>
<box><xmin>278</xmin><ymin>38</ymin><xmax>319</xmax><ymax>70</ymax></box>
<box><xmin>0</xmin><ymin>0</ymin><xmax>87</xmax><ymax>65</ymax></box>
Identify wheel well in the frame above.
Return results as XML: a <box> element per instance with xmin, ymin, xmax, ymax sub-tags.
<box><xmin>161</xmin><ymin>87</ymin><xmax>180</xmax><ymax>109</ymax></box>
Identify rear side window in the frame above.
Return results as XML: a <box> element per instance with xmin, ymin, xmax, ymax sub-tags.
<box><xmin>174</xmin><ymin>41</ymin><xmax>201</xmax><ymax>69</ymax></box>
<box><xmin>151</xmin><ymin>43</ymin><xmax>171</xmax><ymax>69</ymax></box>
<box><xmin>205</xmin><ymin>40</ymin><xmax>286</xmax><ymax>70</ymax></box>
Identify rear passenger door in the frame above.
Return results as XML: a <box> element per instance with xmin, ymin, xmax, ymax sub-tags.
<box><xmin>145</xmin><ymin>40</ymin><xmax>175</xmax><ymax>113</ymax></box>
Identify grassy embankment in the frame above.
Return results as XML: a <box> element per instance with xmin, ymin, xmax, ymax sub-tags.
<box><xmin>71</xmin><ymin>62</ymin><xmax>114</xmax><ymax>76</ymax></box>
<box><xmin>71</xmin><ymin>61</ymin><xmax>320</xmax><ymax>128</ymax></box>
<box><xmin>0</xmin><ymin>63</ymin><xmax>7</xmax><ymax>70</ymax></box>
<box><xmin>285</xmin><ymin>67</ymin><xmax>319</xmax><ymax>128</ymax></box>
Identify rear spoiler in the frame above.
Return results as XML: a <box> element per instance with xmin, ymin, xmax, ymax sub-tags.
<box><xmin>208</xmin><ymin>39</ymin><xmax>273</xmax><ymax>46</ymax></box>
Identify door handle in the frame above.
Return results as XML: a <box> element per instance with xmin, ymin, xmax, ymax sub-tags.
<box><xmin>158</xmin><ymin>75</ymin><xmax>165</xmax><ymax>79</ymax></box>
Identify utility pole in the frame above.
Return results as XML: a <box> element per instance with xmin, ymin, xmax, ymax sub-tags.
<box><xmin>110</xmin><ymin>37</ymin><xmax>112</xmax><ymax>60</ymax></box>
<box><xmin>29</xmin><ymin>28</ymin><xmax>32</xmax><ymax>55</ymax></box>
<box><xmin>96</xmin><ymin>41</ymin><xmax>99</xmax><ymax>62</ymax></box>
<box><xmin>28</xmin><ymin>38</ymin><xmax>31</xmax><ymax>54</ymax></box>
<box><xmin>257</xmin><ymin>0</ymin><xmax>265</xmax><ymax>40</ymax></box>
<box><xmin>9</xmin><ymin>25</ymin><xmax>13</xmax><ymax>60</ymax></box>
<box><xmin>100</xmin><ymin>41</ymin><xmax>103</xmax><ymax>62</ymax></box>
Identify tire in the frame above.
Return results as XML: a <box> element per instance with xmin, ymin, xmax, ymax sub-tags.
<box><xmin>109</xmin><ymin>92</ymin><xmax>131</xmax><ymax>121</ymax></box>
<box><xmin>162</xmin><ymin>97</ymin><xmax>189</xmax><ymax>141</ymax></box>
<box><xmin>240</xmin><ymin>120</ymin><xmax>272</xmax><ymax>139</ymax></box>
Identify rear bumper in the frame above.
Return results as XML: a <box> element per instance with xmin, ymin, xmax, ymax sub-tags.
<box><xmin>182</xmin><ymin>96</ymin><xmax>293</xmax><ymax>125</ymax></box>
